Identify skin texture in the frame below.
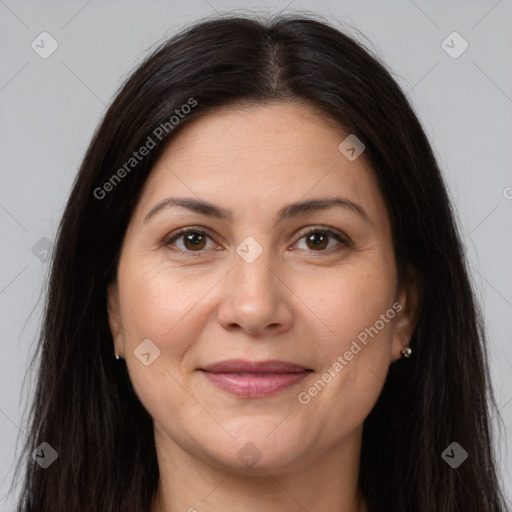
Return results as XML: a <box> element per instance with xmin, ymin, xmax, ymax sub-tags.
<box><xmin>107</xmin><ymin>101</ymin><xmax>419</xmax><ymax>512</ymax></box>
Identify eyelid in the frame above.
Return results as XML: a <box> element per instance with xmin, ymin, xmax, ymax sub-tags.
<box><xmin>295</xmin><ymin>225</ymin><xmax>349</xmax><ymax>242</ymax></box>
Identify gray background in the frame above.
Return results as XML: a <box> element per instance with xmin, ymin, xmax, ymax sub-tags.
<box><xmin>1</xmin><ymin>0</ymin><xmax>511</xmax><ymax>508</ymax></box>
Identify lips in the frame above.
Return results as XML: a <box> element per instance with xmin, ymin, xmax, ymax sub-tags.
<box><xmin>198</xmin><ymin>359</ymin><xmax>313</xmax><ymax>398</ymax></box>
<box><xmin>200</xmin><ymin>359</ymin><xmax>311</xmax><ymax>374</ymax></box>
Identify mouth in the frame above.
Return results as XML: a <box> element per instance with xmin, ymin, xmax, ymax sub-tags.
<box><xmin>198</xmin><ymin>359</ymin><xmax>314</xmax><ymax>398</ymax></box>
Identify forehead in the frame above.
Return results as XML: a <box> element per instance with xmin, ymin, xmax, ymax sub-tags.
<box><xmin>134</xmin><ymin>101</ymin><xmax>387</xmax><ymax>227</ymax></box>
<box><xmin>159</xmin><ymin>100</ymin><xmax>352</xmax><ymax>166</ymax></box>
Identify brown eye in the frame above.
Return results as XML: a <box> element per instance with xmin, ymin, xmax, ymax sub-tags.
<box><xmin>182</xmin><ymin>232</ymin><xmax>206</xmax><ymax>250</ymax></box>
<box><xmin>294</xmin><ymin>228</ymin><xmax>348</xmax><ymax>252</ymax></box>
<box><xmin>305</xmin><ymin>232</ymin><xmax>329</xmax><ymax>250</ymax></box>
<box><xmin>166</xmin><ymin>229</ymin><xmax>215</xmax><ymax>254</ymax></box>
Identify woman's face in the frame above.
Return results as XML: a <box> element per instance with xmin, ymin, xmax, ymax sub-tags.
<box><xmin>108</xmin><ymin>101</ymin><xmax>417</xmax><ymax>474</ymax></box>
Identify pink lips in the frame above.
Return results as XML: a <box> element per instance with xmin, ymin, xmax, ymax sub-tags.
<box><xmin>198</xmin><ymin>359</ymin><xmax>313</xmax><ymax>398</ymax></box>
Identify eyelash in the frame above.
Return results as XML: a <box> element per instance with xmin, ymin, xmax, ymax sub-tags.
<box><xmin>164</xmin><ymin>226</ymin><xmax>349</xmax><ymax>257</ymax></box>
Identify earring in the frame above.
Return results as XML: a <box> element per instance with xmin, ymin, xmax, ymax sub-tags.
<box><xmin>114</xmin><ymin>348</ymin><xmax>120</xmax><ymax>360</ymax></box>
<box><xmin>401</xmin><ymin>340</ymin><xmax>412</xmax><ymax>358</ymax></box>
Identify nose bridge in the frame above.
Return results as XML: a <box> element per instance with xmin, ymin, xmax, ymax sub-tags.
<box><xmin>216</xmin><ymin>234</ymin><xmax>293</xmax><ymax>334</ymax></box>
<box><xmin>232</xmin><ymin>236</ymin><xmax>277</xmax><ymax>302</ymax></box>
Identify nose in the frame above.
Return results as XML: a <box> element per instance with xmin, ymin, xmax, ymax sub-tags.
<box><xmin>216</xmin><ymin>243</ymin><xmax>294</xmax><ymax>336</ymax></box>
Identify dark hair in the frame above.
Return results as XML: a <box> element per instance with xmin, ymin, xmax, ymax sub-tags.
<box><xmin>11</xmin><ymin>11</ymin><xmax>509</xmax><ymax>512</ymax></box>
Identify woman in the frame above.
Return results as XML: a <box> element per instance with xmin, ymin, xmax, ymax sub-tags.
<box><xmin>12</xmin><ymin>12</ymin><xmax>509</xmax><ymax>512</ymax></box>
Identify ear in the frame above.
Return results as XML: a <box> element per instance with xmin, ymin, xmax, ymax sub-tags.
<box><xmin>391</xmin><ymin>265</ymin><xmax>421</xmax><ymax>362</ymax></box>
<box><xmin>107</xmin><ymin>281</ymin><xmax>124</xmax><ymax>357</ymax></box>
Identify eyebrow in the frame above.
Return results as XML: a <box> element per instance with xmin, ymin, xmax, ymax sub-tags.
<box><xmin>143</xmin><ymin>196</ymin><xmax>371</xmax><ymax>225</ymax></box>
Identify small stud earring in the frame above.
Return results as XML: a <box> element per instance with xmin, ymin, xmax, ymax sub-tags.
<box><xmin>401</xmin><ymin>340</ymin><xmax>412</xmax><ymax>358</ymax></box>
<box><xmin>114</xmin><ymin>350</ymin><xmax>120</xmax><ymax>360</ymax></box>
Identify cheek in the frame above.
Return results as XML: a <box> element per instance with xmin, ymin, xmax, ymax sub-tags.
<box><xmin>298</xmin><ymin>256</ymin><xmax>397</xmax><ymax>350</ymax></box>
<box><xmin>116</xmin><ymin>262</ymin><xmax>210</xmax><ymax>438</ymax></box>
<box><xmin>293</xmin><ymin>257</ymin><xmax>397</xmax><ymax>419</ymax></box>
<box><xmin>117</xmin><ymin>258</ymin><xmax>217</xmax><ymax>348</ymax></box>
<box><xmin>115</xmin><ymin>260</ymin><xmax>211</xmax><ymax>402</ymax></box>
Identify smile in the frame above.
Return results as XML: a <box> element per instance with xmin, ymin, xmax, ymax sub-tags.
<box><xmin>198</xmin><ymin>359</ymin><xmax>314</xmax><ymax>398</ymax></box>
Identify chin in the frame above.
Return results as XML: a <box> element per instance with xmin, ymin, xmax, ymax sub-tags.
<box><xmin>195</xmin><ymin>435</ymin><xmax>311</xmax><ymax>475</ymax></box>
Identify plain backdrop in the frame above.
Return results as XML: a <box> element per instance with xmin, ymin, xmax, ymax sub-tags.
<box><xmin>1</xmin><ymin>0</ymin><xmax>511</xmax><ymax>509</ymax></box>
